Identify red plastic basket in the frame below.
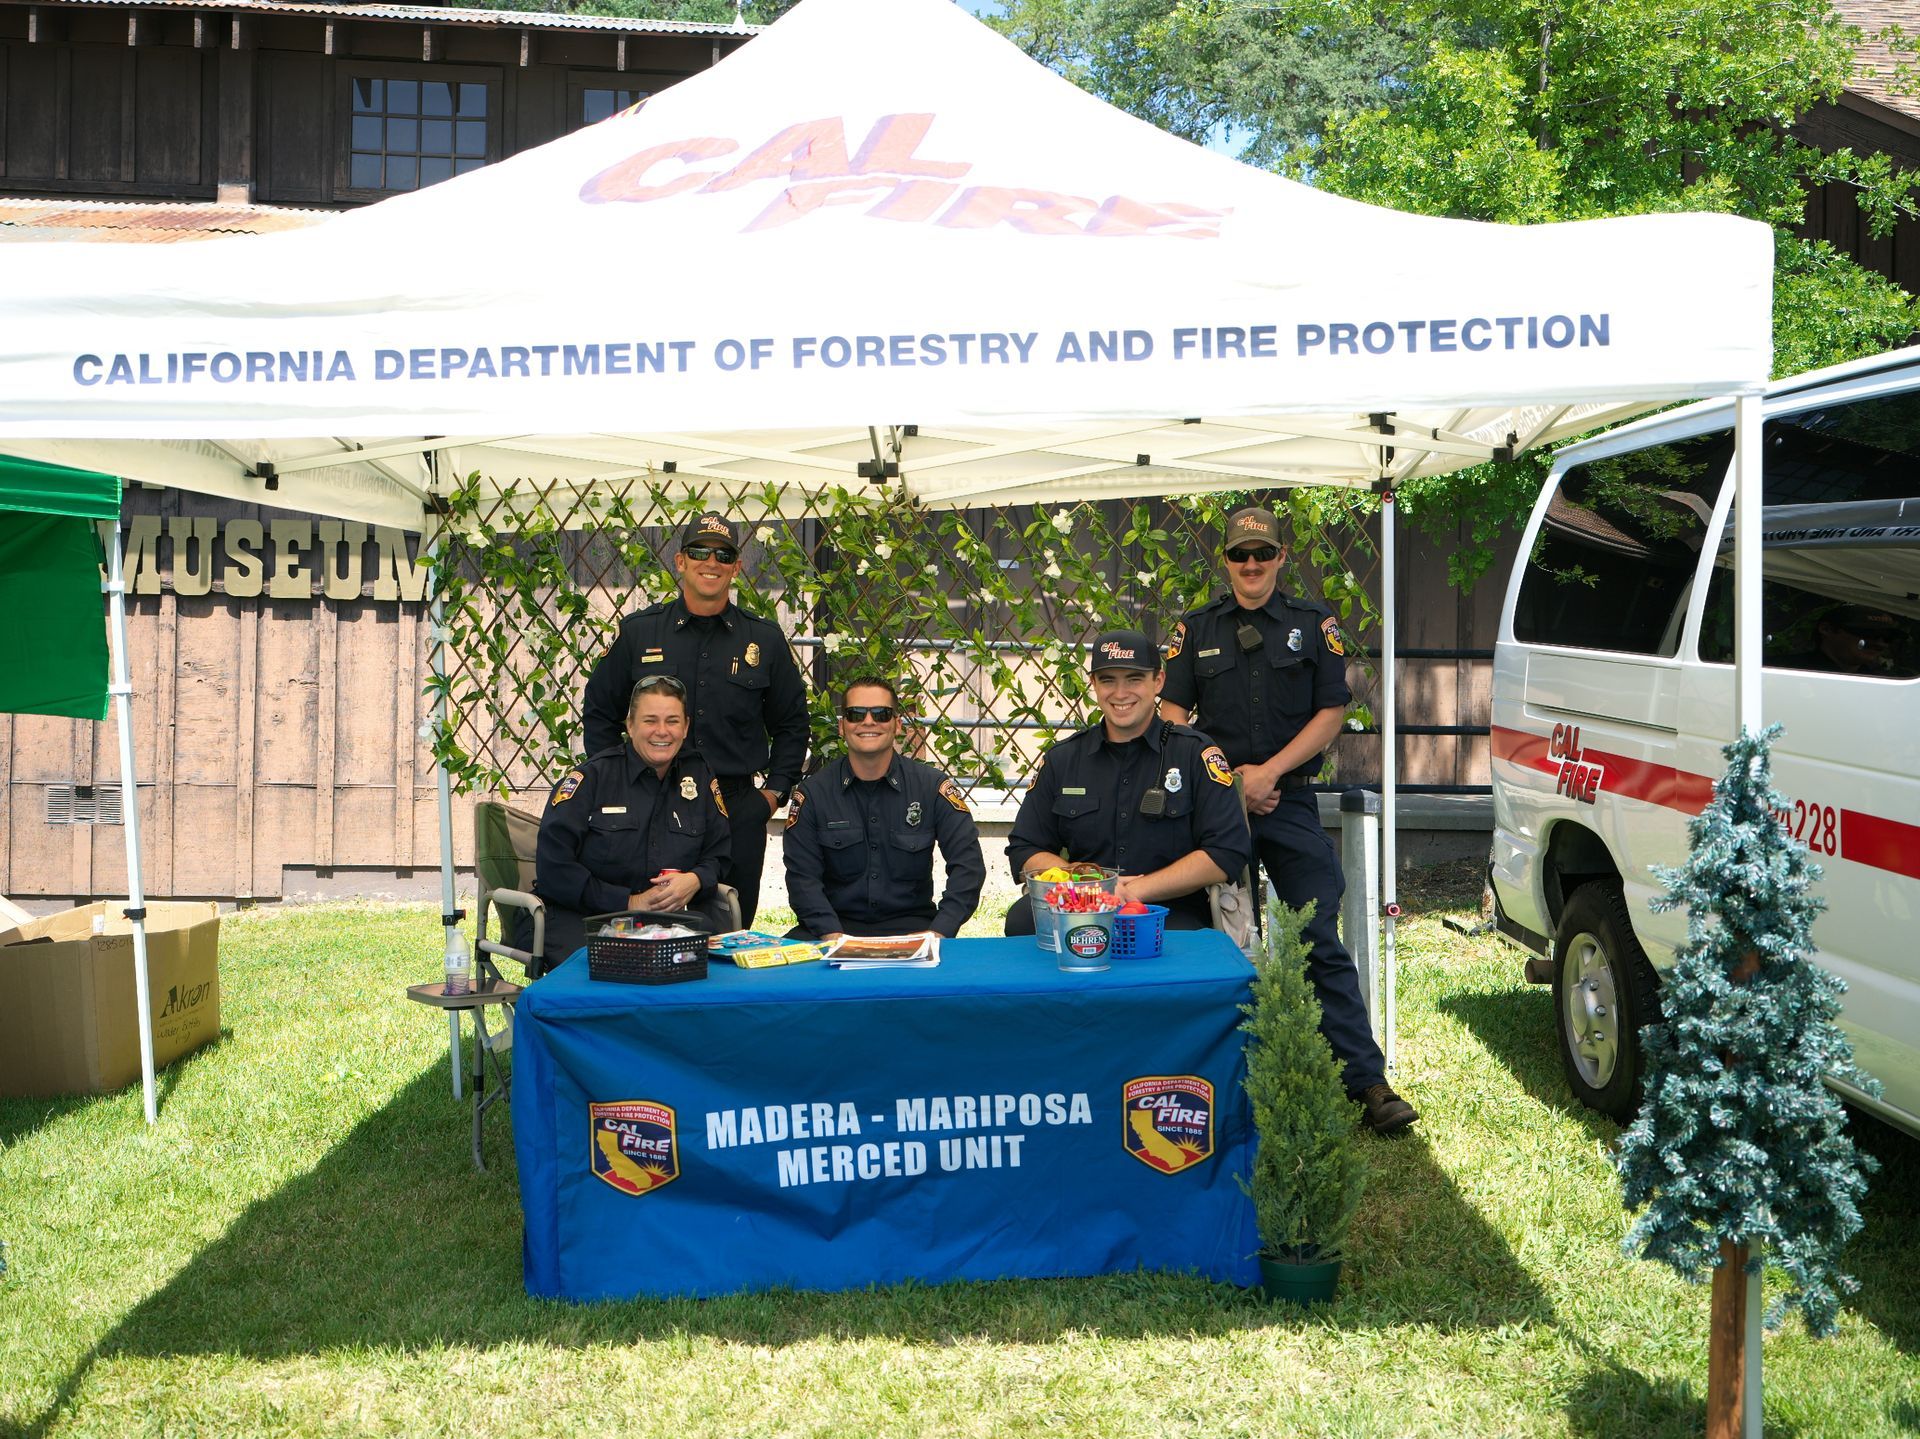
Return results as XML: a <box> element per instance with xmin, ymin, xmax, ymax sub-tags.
<box><xmin>1110</xmin><ymin>905</ymin><xmax>1168</xmax><ymax>959</ymax></box>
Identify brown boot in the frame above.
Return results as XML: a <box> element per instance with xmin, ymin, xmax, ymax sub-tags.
<box><xmin>1357</xmin><ymin>1083</ymin><xmax>1418</xmax><ymax>1135</ymax></box>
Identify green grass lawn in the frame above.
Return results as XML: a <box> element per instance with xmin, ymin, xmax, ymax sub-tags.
<box><xmin>2</xmin><ymin>864</ymin><xmax>1915</xmax><ymax>1438</ymax></box>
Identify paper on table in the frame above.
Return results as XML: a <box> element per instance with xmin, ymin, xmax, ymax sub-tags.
<box><xmin>824</xmin><ymin>932</ymin><xmax>941</xmax><ymax>968</ymax></box>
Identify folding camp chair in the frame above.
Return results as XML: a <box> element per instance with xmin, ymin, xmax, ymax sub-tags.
<box><xmin>474</xmin><ymin>799</ymin><xmax>548</xmax><ymax>982</ymax></box>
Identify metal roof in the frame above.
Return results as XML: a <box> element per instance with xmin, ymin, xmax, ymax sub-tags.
<box><xmin>35</xmin><ymin>0</ymin><xmax>758</xmax><ymax>37</ymax></box>
<box><xmin>0</xmin><ymin>196</ymin><xmax>334</xmax><ymax>243</ymax></box>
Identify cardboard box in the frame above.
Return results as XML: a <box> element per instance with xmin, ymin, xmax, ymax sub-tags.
<box><xmin>0</xmin><ymin>900</ymin><xmax>222</xmax><ymax>1097</ymax></box>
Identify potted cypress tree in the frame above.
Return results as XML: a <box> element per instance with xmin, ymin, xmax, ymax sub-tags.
<box><xmin>1240</xmin><ymin>896</ymin><xmax>1368</xmax><ymax>1304</ymax></box>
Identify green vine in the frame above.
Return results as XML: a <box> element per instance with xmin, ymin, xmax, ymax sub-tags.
<box><xmin>428</xmin><ymin>475</ymin><xmax>1383</xmax><ymax>796</ymax></box>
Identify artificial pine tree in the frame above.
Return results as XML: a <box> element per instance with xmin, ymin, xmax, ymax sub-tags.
<box><xmin>1617</xmin><ymin>726</ymin><xmax>1879</xmax><ymax>1340</ymax></box>
<box><xmin>1240</xmin><ymin>897</ymin><xmax>1367</xmax><ymax>1267</ymax></box>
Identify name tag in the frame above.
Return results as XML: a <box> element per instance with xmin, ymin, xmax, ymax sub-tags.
<box><xmin>1198</xmin><ymin>648</ymin><xmax>1222</xmax><ymax>658</ymax></box>
<box><xmin>1061</xmin><ymin>787</ymin><xmax>1087</xmax><ymax>796</ymax></box>
<box><xmin>825</xmin><ymin>819</ymin><xmax>853</xmax><ymax>830</ymax></box>
<box><xmin>599</xmin><ymin>806</ymin><xmax>627</xmax><ymax>815</ymax></box>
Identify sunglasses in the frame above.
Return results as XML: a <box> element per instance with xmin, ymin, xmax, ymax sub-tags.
<box><xmin>841</xmin><ymin>705</ymin><xmax>897</xmax><ymax>723</ymax></box>
<box><xmin>682</xmin><ymin>544</ymin><xmax>739</xmax><ymax>564</ymax></box>
<box><xmin>631</xmin><ymin>674</ymin><xmax>687</xmax><ymax>701</ymax></box>
<box><xmin>1225</xmin><ymin>544</ymin><xmax>1281</xmax><ymax>564</ymax></box>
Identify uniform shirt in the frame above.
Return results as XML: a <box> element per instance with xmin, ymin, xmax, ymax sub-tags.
<box><xmin>534</xmin><ymin>741</ymin><xmax>733</xmax><ymax>921</ymax></box>
<box><xmin>1161</xmin><ymin>590</ymin><xmax>1352</xmax><ymax>776</ymax></box>
<box><xmin>783</xmin><ymin>754</ymin><xmax>986</xmax><ymax>938</ymax></box>
<box><xmin>1007</xmin><ymin>721</ymin><xmax>1253</xmax><ymax>923</ymax></box>
<box><xmin>581</xmin><ymin>597</ymin><xmax>808</xmax><ymax>792</ymax></box>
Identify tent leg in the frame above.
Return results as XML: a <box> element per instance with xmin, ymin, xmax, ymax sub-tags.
<box><xmin>1734</xmin><ymin>393</ymin><xmax>1764</xmax><ymax>737</ymax></box>
<box><xmin>104</xmin><ymin>511</ymin><xmax>157</xmax><ymax>1126</ymax></box>
<box><xmin>425</xmin><ymin>522</ymin><xmax>463</xmax><ymax>1101</ymax></box>
<box><xmin>1381</xmin><ymin>488</ymin><xmax>1398</xmax><ymax>1074</ymax></box>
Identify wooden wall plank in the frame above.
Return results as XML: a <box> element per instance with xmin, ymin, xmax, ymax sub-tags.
<box><xmin>394</xmin><ymin>605</ymin><xmax>419</xmax><ymax>867</ymax></box>
<box><xmin>313</xmin><ymin>599</ymin><xmax>337</xmax><ymax>868</ymax></box>
<box><xmin>233</xmin><ymin>600</ymin><xmax>258</xmax><ymax>898</ymax></box>
<box><xmin>0</xmin><ymin>713</ymin><xmax>10</xmax><ymax>896</ymax></box>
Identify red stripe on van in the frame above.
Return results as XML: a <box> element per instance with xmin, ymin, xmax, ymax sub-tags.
<box><xmin>1493</xmin><ymin>725</ymin><xmax>1918</xmax><ymax>883</ymax></box>
<box><xmin>1489</xmin><ymin>725</ymin><xmax>1713</xmax><ymax>816</ymax></box>
<box><xmin>1841</xmin><ymin>810</ymin><xmax>1920</xmax><ymax>882</ymax></box>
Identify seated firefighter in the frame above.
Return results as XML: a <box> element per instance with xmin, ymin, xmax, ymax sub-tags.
<box><xmin>1005</xmin><ymin>628</ymin><xmax>1253</xmax><ymax>935</ymax></box>
<box><xmin>533</xmin><ymin>674</ymin><xmax>733</xmax><ymax>961</ymax></box>
<box><xmin>783</xmin><ymin>677</ymin><xmax>986</xmax><ymax>940</ymax></box>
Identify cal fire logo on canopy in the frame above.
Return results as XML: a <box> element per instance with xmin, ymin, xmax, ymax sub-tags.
<box><xmin>1122</xmin><ymin>1075</ymin><xmax>1214</xmax><ymax>1174</ymax></box>
<box><xmin>589</xmin><ymin>1099</ymin><xmax>680</xmax><ymax>1196</ymax></box>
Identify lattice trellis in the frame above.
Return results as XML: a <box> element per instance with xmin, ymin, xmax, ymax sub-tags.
<box><xmin>429</xmin><ymin>474</ymin><xmax>1382</xmax><ymax>798</ymax></box>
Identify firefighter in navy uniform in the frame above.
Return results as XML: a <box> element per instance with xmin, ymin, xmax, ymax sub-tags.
<box><xmin>1162</xmin><ymin>507</ymin><xmax>1417</xmax><ymax>1135</ymax></box>
<box><xmin>783</xmin><ymin>677</ymin><xmax>986</xmax><ymax>940</ymax></box>
<box><xmin>536</xmin><ymin>674</ymin><xmax>734</xmax><ymax>963</ymax></box>
<box><xmin>1005</xmin><ymin>628</ymin><xmax>1252</xmax><ymax>935</ymax></box>
<box><xmin>580</xmin><ymin>513</ymin><xmax>807</xmax><ymax>927</ymax></box>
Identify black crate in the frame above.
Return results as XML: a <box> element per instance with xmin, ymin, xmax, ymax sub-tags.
<box><xmin>584</xmin><ymin>911</ymin><xmax>710</xmax><ymax>985</ymax></box>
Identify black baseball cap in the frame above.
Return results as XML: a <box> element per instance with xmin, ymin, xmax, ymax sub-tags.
<box><xmin>680</xmin><ymin>513</ymin><xmax>740</xmax><ymax>550</ymax></box>
<box><xmin>1222</xmin><ymin>507</ymin><xmax>1282</xmax><ymax>551</ymax></box>
<box><xmin>1089</xmin><ymin>628</ymin><xmax>1159</xmax><ymax>674</ymax></box>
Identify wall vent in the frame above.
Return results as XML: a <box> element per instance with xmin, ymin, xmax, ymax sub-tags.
<box><xmin>44</xmin><ymin>785</ymin><xmax>124</xmax><ymax>826</ymax></box>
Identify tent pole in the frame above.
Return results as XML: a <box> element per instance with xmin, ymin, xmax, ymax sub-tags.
<box><xmin>1381</xmin><ymin>485</ymin><xmax>1398</xmax><ymax>1073</ymax></box>
<box><xmin>1733</xmin><ymin>393</ymin><xmax>1764</xmax><ymax>737</ymax></box>
<box><xmin>103</xmin><ymin>508</ymin><xmax>157</xmax><ymax>1125</ymax></box>
<box><xmin>425</xmin><ymin>515</ymin><xmax>462</xmax><ymax>1100</ymax></box>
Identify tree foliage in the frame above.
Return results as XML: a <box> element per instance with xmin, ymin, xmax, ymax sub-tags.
<box><xmin>1616</xmin><ymin>727</ymin><xmax>1878</xmax><ymax>1337</ymax></box>
<box><xmin>995</xmin><ymin>0</ymin><xmax>1920</xmax><ymax>583</ymax></box>
<box><xmin>1238</xmin><ymin>896</ymin><xmax>1368</xmax><ymax>1262</ymax></box>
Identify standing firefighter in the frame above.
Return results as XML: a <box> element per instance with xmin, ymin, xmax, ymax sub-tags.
<box><xmin>1162</xmin><ymin>507</ymin><xmax>1416</xmax><ymax>1135</ymax></box>
<box><xmin>581</xmin><ymin>513</ymin><xmax>807</xmax><ymax>927</ymax></box>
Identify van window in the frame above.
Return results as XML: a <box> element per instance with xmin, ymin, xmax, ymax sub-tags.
<box><xmin>1512</xmin><ymin>431</ymin><xmax>1731</xmax><ymax>656</ymax></box>
<box><xmin>1697</xmin><ymin>391</ymin><xmax>1920</xmax><ymax>680</ymax></box>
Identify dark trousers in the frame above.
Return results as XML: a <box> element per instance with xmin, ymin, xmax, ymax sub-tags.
<box><xmin>718</xmin><ymin>776</ymin><xmax>772</xmax><ymax>928</ymax></box>
<box><xmin>1003</xmin><ymin>896</ymin><xmax>1212</xmax><ymax>935</ymax></box>
<box><xmin>1254</xmin><ymin>790</ymin><xmax>1386</xmax><ymax>1095</ymax></box>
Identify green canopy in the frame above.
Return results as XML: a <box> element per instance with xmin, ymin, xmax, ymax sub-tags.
<box><xmin>0</xmin><ymin>455</ymin><xmax>118</xmax><ymax>720</ymax></box>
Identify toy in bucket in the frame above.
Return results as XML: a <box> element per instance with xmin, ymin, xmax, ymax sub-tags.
<box><xmin>585</xmin><ymin>909</ymin><xmax>711</xmax><ymax>985</ymax></box>
<box><xmin>1024</xmin><ymin>865</ymin><xmax>1118</xmax><ymax>953</ymax></box>
<box><xmin>1111</xmin><ymin>903</ymin><xmax>1168</xmax><ymax>959</ymax></box>
<box><xmin>1035</xmin><ymin>880</ymin><xmax>1123</xmax><ymax>971</ymax></box>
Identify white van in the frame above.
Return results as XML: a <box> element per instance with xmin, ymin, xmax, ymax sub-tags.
<box><xmin>1488</xmin><ymin>349</ymin><xmax>1920</xmax><ymax>1139</ymax></box>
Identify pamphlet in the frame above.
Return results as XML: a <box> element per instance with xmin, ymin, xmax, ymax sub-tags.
<box><xmin>708</xmin><ymin>930</ymin><xmax>825</xmax><ymax>968</ymax></box>
<box><xmin>823</xmin><ymin>933</ymin><xmax>942</xmax><ymax>968</ymax></box>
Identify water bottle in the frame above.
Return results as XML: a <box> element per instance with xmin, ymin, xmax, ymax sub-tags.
<box><xmin>443</xmin><ymin>927</ymin><xmax>472</xmax><ymax>997</ymax></box>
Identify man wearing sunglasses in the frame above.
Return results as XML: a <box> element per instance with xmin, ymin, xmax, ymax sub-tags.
<box><xmin>782</xmin><ymin>677</ymin><xmax>985</xmax><ymax>941</ymax></box>
<box><xmin>1161</xmin><ymin>508</ymin><xmax>1415</xmax><ymax>1136</ymax></box>
<box><xmin>581</xmin><ymin>512</ymin><xmax>808</xmax><ymax>927</ymax></box>
<box><xmin>1005</xmin><ymin>628</ymin><xmax>1252</xmax><ymax>936</ymax></box>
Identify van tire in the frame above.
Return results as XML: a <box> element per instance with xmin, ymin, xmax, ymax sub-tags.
<box><xmin>1552</xmin><ymin>882</ymin><xmax>1661</xmax><ymax>1123</ymax></box>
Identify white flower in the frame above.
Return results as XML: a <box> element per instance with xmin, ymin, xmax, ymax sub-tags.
<box><xmin>874</xmin><ymin>540</ymin><xmax>894</xmax><ymax>560</ymax></box>
<box><xmin>923</xmin><ymin>563</ymin><xmax>939</xmax><ymax>576</ymax></box>
<box><xmin>1051</xmin><ymin>508</ymin><xmax>1075</xmax><ymax>534</ymax></box>
<box><xmin>855</xmin><ymin>559</ymin><xmax>871</xmax><ymax>576</ymax></box>
<box><xmin>1135</xmin><ymin>570</ymin><xmax>1155</xmax><ymax>586</ymax></box>
<box><xmin>1043</xmin><ymin>557</ymin><xmax>1063</xmax><ymax>580</ymax></box>
<box><xmin>975</xmin><ymin>587</ymin><xmax>997</xmax><ymax>606</ymax></box>
<box><xmin>822</xmin><ymin>631</ymin><xmax>850</xmax><ymax>653</ymax></box>
<box><xmin>1347</xmin><ymin>715</ymin><xmax>1365</xmax><ymax>731</ymax></box>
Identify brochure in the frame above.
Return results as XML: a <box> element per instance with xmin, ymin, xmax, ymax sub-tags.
<box><xmin>824</xmin><ymin>932</ymin><xmax>942</xmax><ymax>968</ymax></box>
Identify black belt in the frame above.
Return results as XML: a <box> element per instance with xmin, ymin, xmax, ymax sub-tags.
<box><xmin>1280</xmin><ymin>774</ymin><xmax>1314</xmax><ymax>792</ymax></box>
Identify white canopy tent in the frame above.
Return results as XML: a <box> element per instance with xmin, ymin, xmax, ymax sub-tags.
<box><xmin>0</xmin><ymin>0</ymin><xmax>1776</xmax><ymax>1104</ymax></box>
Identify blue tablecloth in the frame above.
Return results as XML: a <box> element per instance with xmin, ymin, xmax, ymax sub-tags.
<box><xmin>512</xmin><ymin>932</ymin><xmax>1259</xmax><ymax>1300</ymax></box>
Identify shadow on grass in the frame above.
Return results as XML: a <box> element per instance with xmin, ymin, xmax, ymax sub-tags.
<box><xmin>1437</xmin><ymin>983</ymin><xmax>1597</xmax><ymax>1123</ymax></box>
<box><xmin>19</xmin><ymin>1046</ymin><xmax>1555</xmax><ymax>1436</ymax></box>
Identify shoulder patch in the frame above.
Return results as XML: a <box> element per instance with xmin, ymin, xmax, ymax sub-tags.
<box><xmin>939</xmin><ymin>777</ymin><xmax>971</xmax><ymax>814</ymax></box>
<box><xmin>554</xmin><ymin>769</ymin><xmax>584</xmax><ymax>804</ymax></box>
<box><xmin>710</xmin><ymin>777</ymin><xmax>729</xmax><ymax>818</ymax></box>
<box><xmin>1201</xmin><ymin>746</ymin><xmax>1235</xmax><ymax>788</ymax></box>
<box><xmin>1320</xmin><ymin>616</ymin><xmax>1346</xmax><ymax>657</ymax></box>
<box><xmin>785</xmin><ymin>787</ymin><xmax>805</xmax><ymax>829</ymax></box>
<box><xmin>1165</xmin><ymin>621</ymin><xmax>1186</xmax><ymax>661</ymax></box>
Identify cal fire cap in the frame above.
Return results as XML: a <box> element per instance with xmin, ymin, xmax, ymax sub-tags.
<box><xmin>680</xmin><ymin>512</ymin><xmax>741</xmax><ymax>550</ymax></box>
<box><xmin>1089</xmin><ymin>628</ymin><xmax>1159</xmax><ymax>674</ymax></box>
<box><xmin>1222</xmin><ymin>507</ymin><xmax>1282</xmax><ymax>552</ymax></box>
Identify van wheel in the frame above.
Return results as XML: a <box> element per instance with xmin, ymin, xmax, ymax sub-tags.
<box><xmin>1552</xmin><ymin>882</ymin><xmax>1661</xmax><ymax>1123</ymax></box>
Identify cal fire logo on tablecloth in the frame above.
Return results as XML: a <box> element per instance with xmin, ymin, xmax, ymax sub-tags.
<box><xmin>589</xmin><ymin>1099</ymin><xmax>681</xmax><ymax>1196</ymax></box>
<box><xmin>1121</xmin><ymin>1075</ymin><xmax>1214</xmax><ymax>1174</ymax></box>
